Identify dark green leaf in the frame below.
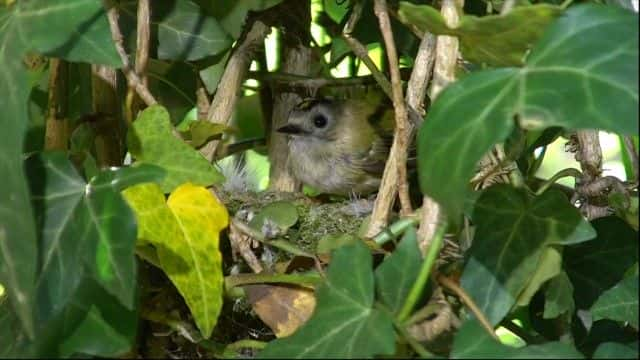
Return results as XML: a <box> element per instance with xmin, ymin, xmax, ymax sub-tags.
<box><xmin>199</xmin><ymin>49</ymin><xmax>231</xmax><ymax>93</ymax></box>
<box><xmin>564</xmin><ymin>216</ymin><xmax>638</xmax><ymax>309</ymax></box>
<box><xmin>205</xmin><ymin>0</ymin><xmax>283</xmax><ymax>39</ymax></box>
<box><xmin>127</xmin><ymin>105</ymin><xmax>224</xmax><ymax>193</ymax></box>
<box><xmin>591</xmin><ymin>274</ymin><xmax>638</xmax><ymax>330</ymax></box>
<box><xmin>0</xmin><ymin>6</ymin><xmax>37</xmax><ymax>338</ymax></box>
<box><xmin>260</xmin><ymin>241</ymin><xmax>395</xmax><ymax>358</ymax></box>
<box><xmin>374</xmin><ymin>227</ymin><xmax>422</xmax><ymax>314</ymax></box>
<box><xmin>25</xmin><ymin>153</ymin><xmax>148</xmax><ymax>318</ymax></box>
<box><xmin>324</xmin><ymin>0</ymin><xmax>351</xmax><ymax>23</ymax></box>
<box><xmin>156</xmin><ymin>0</ymin><xmax>232</xmax><ymax>61</ymax></box>
<box><xmin>418</xmin><ymin>4</ymin><xmax>639</xmax><ymax>221</ymax></box>
<box><xmin>593</xmin><ymin>342</ymin><xmax>638</xmax><ymax>359</ymax></box>
<box><xmin>398</xmin><ymin>2</ymin><xmax>562</xmax><ymax>66</ymax></box>
<box><xmin>461</xmin><ymin>185</ymin><xmax>595</xmax><ymax>325</ymax></box>
<box><xmin>147</xmin><ymin>60</ymin><xmax>197</xmax><ymax>124</ymax></box>
<box><xmin>543</xmin><ymin>271</ymin><xmax>575</xmax><ymax>319</ymax></box>
<box><xmin>17</xmin><ymin>0</ymin><xmax>121</xmax><ymax>66</ymax></box>
<box><xmin>451</xmin><ymin>319</ymin><xmax>584</xmax><ymax>358</ymax></box>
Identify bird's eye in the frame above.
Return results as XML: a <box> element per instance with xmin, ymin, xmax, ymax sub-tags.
<box><xmin>313</xmin><ymin>114</ymin><xmax>327</xmax><ymax>128</ymax></box>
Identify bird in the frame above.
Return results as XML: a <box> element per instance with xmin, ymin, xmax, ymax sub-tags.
<box><xmin>277</xmin><ymin>95</ymin><xmax>397</xmax><ymax>196</ymax></box>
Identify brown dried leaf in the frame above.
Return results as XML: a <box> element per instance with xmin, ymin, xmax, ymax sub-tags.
<box><xmin>244</xmin><ymin>284</ymin><xmax>316</xmax><ymax>338</ymax></box>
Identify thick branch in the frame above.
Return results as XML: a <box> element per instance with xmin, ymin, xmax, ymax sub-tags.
<box><xmin>199</xmin><ymin>20</ymin><xmax>270</xmax><ymax>162</ymax></box>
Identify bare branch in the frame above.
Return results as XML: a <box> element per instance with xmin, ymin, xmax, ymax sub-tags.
<box><xmin>103</xmin><ymin>0</ymin><xmax>157</xmax><ymax>106</ymax></box>
<box><xmin>199</xmin><ymin>20</ymin><xmax>270</xmax><ymax>162</ymax></box>
<box><xmin>342</xmin><ymin>0</ymin><xmax>393</xmax><ymax>99</ymax></box>
<box><xmin>44</xmin><ymin>58</ymin><xmax>69</xmax><ymax>150</ymax></box>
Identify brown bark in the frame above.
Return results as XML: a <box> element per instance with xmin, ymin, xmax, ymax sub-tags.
<box><xmin>44</xmin><ymin>58</ymin><xmax>69</xmax><ymax>151</ymax></box>
<box><xmin>91</xmin><ymin>65</ymin><xmax>123</xmax><ymax>166</ymax></box>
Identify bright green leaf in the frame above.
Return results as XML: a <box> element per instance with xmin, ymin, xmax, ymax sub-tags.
<box><xmin>418</xmin><ymin>4</ymin><xmax>639</xmax><ymax>221</ymax></box>
<box><xmin>156</xmin><ymin>0</ymin><xmax>232</xmax><ymax>61</ymax></box>
<box><xmin>374</xmin><ymin>227</ymin><xmax>422</xmax><ymax>314</ymax></box>
<box><xmin>185</xmin><ymin>121</ymin><xmax>228</xmax><ymax>148</ymax></box>
<box><xmin>17</xmin><ymin>0</ymin><xmax>121</xmax><ymax>66</ymax></box>
<box><xmin>123</xmin><ymin>183</ymin><xmax>228</xmax><ymax>338</ymax></box>
<box><xmin>591</xmin><ymin>274</ymin><xmax>639</xmax><ymax>330</ymax></box>
<box><xmin>398</xmin><ymin>2</ymin><xmax>562</xmax><ymax>66</ymax></box>
<box><xmin>451</xmin><ymin>319</ymin><xmax>584</xmax><ymax>358</ymax></box>
<box><xmin>461</xmin><ymin>185</ymin><xmax>596</xmax><ymax>325</ymax></box>
<box><xmin>260</xmin><ymin>241</ymin><xmax>395</xmax><ymax>358</ymax></box>
<box><xmin>543</xmin><ymin>271</ymin><xmax>575</xmax><ymax>319</ymax></box>
<box><xmin>564</xmin><ymin>216</ymin><xmax>638</xmax><ymax>309</ymax></box>
<box><xmin>127</xmin><ymin>105</ymin><xmax>224</xmax><ymax>193</ymax></box>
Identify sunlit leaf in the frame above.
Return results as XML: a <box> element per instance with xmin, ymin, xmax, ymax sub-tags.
<box><xmin>515</xmin><ymin>246</ymin><xmax>562</xmax><ymax>307</ymax></box>
<box><xmin>123</xmin><ymin>183</ymin><xmax>228</xmax><ymax>338</ymax></box>
<box><xmin>398</xmin><ymin>2</ymin><xmax>562</xmax><ymax>66</ymax></box>
<box><xmin>260</xmin><ymin>241</ymin><xmax>395</xmax><ymax>358</ymax></box>
<box><xmin>127</xmin><ymin>105</ymin><xmax>224</xmax><ymax>193</ymax></box>
<box><xmin>591</xmin><ymin>274</ymin><xmax>639</xmax><ymax>330</ymax></box>
<box><xmin>451</xmin><ymin>319</ymin><xmax>584</xmax><ymax>358</ymax></box>
<box><xmin>418</xmin><ymin>4</ymin><xmax>639</xmax><ymax>221</ymax></box>
<box><xmin>461</xmin><ymin>185</ymin><xmax>596</xmax><ymax>325</ymax></box>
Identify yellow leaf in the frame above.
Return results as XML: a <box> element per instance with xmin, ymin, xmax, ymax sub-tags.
<box><xmin>122</xmin><ymin>182</ymin><xmax>228</xmax><ymax>337</ymax></box>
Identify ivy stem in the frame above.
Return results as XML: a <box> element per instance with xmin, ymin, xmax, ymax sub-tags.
<box><xmin>225</xmin><ymin>339</ymin><xmax>267</xmax><ymax>352</ymax></box>
<box><xmin>397</xmin><ymin>223</ymin><xmax>446</xmax><ymax>322</ymax></box>
<box><xmin>372</xmin><ymin>215</ymin><xmax>420</xmax><ymax>245</ymax></box>
<box><xmin>224</xmin><ymin>271</ymin><xmax>322</xmax><ymax>291</ymax></box>
<box><xmin>535</xmin><ymin>168</ymin><xmax>582</xmax><ymax>195</ymax></box>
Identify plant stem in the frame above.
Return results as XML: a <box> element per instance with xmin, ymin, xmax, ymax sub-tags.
<box><xmin>535</xmin><ymin>168</ymin><xmax>582</xmax><ymax>195</ymax></box>
<box><xmin>397</xmin><ymin>223</ymin><xmax>446</xmax><ymax>322</ymax></box>
<box><xmin>224</xmin><ymin>271</ymin><xmax>322</xmax><ymax>291</ymax></box>
<box><xmin>373</xmin><ymin>215</ymin><xmax>420</xmax><ymax>245</ymax></box>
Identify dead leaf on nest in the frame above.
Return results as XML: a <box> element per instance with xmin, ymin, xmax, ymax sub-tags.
<box><xmin>244</xmin><ymin>284</ymin><xmax>316</xmax><ymax>338</ymax></box>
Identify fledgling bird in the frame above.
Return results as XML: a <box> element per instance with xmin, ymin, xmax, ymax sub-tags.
<box><xmin>277</xmin><ymin>96</ymin><xmax>397</xmax><ymax>196</ymax></box>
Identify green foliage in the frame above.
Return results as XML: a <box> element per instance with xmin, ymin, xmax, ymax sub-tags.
<box><xmin>398</xmin><ymin>2</ymin><xmax>562</xmax><ymax>66</ymax></box>
<box><xmin>260</xmin><ymin>241</ymin><xmax>396</xmax><ymax>358</ymax></box>
<box><xmin>127</xmin><ymin>105</ymin><xmax>224</xmax><ymax>193</ymax></box>
<box><xmin>451</xmin><ymin>319</ymin><xmax>584</xmax><ymax>358</ymax></box>
<box><xmin>461</xmin><ymin>185</ymin><xmax>595</xmax><ymax>325</ymax></box>
<box><xmin>417</xmin><ymin>4</ymin><xmax>638</xmax><ymax>222</ymax></box>
<box><xmin>591</xmin><ymin>274</ymin><xmax>639</xmax><ymax>330</ymax></box>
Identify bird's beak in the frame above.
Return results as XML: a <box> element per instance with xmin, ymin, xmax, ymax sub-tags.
<box><xmin>277</xmin><ymin>124</ymin><xmax>304</xmax><ymax>135</ymax></box>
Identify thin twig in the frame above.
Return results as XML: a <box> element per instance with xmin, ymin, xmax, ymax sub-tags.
<box><xmin>436</xmin><ymin>273</ymin><xmax>499</xmax><ymax>341</ymax></box>
<box><xmin>373</xmin><ymin>0</ymin><xmax>412</xmax><ymax>217</ymax></box>
<box><xmin>103</xmin><ymin>0</ymin><xmax>157</xmax><ymax>106</ymax></box>
<box><xmin>622</xmin><ymin>135</ymin><xmax>639</xmax><ymax>182</ymax></box>
<box><xmin>342</xmin><ymin>0</ymin><xmax>393</xmax><ymax>99</ymax></box>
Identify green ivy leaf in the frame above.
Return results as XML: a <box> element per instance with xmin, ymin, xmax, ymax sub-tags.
<box><xmin>205</xmin><ymin>0</ymin><xmax>282</xmax><ymax>39</ymax></box>
<box><xmin>564</xmin><ymin>216</ymin><xmax>638</xmax><ymax>310</ymax></box>
<box><xmin>543</xmin><ymin>271</ymin><xmax>575</xmax><ymax>319</ymax></box>
<box><xmin>249</xmin><ymin>201</ymin><xmax>299</xmax><ymax>233</ymax></box>
<box><xmin>25</xmin><ymin>153</ymin><xmax>161</xmax><ymax>320</ymax></box>
<box><xmin>260</xmin><ymin>241</ymin><xmax>395</xmax><ymax>358</ymax></box>
<box><xmin>461</xmin><ymin>185</ymin><xmax>595</xmax><ymax>325</ymax></box>
<box><xmin>127</xmin><ymin>105</ymin><xmax>224</xmax><ymax>193</ymax></box>
<box><xmin>591</xmin><ymin>274</ymin><xmax>639</xmax><ymax>330</ymax></box>
<box><xmin>451</xmin><ymin>319</ymin><xmax>584</xmax><ymax>358</ymax></box>
<box><xmin>122</xmin><ymin>183</ymin><xmax>228</xmax><ymax>338</ymax></box>
<box><xmin>0</xmin><ymin>7</ymin><xmax>37</xmax><ymax>338</ymax></box>
<box><xmin>17</xmin><ymin>0</ymin><xmax>122</xmax><ymax>66</ymax></box>
<box><xmin>593</xmin><ymin>342</ymin><xmax>638</xmax><ymax>359</ymax></box>
<box><xmin>418</xmin><ymin>4</ymin><xmax>639</xmax><ymax>221</ymax></box>
<box><xmin>398</xmin><ymin>2</ymin><xmax>562</xmax><ymax>66</ymax></box>
<box><xmin>515</xmin><ymin>246</ymin><xmax>563</xmax><ymax>307</ymax></box>
<box><xmin>374</xmin><ymin>227</ymin><xmax>422</xmax><ymax>314</ymax></box>
<box><xmin>156</xmin><ymin>0</ymin><xmax>232</xmax><ymax>61</ymax></box>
